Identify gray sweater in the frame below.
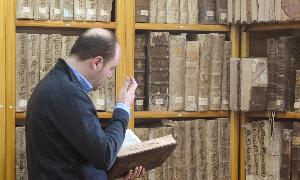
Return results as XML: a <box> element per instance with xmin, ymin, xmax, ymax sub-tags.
<box><xmin>25</xmin><ymin>59</ymin><xmax>129</xmax><ymax>180</ymax></box>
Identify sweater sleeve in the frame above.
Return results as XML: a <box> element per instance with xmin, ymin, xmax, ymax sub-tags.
<box><xmin>49</xmin><ymin>88</ymin><xmax>129</xmax><ymax>170</ymax></box>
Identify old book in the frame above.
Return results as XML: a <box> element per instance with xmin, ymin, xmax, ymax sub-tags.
<box><xmin>244</xmin><ymin>123</ymin><xmax>256</xmax><ymax>180</ymax></box>
<box><xmin>105</xmin><ymin>70</ymin><xmax>115</xmax><ymax>112</ymax></box>
<box><xmin>198</xmin><ymin>0</ymin><xmax>217</xmax><ymax>24</ymax></box>
<box><xmin>185</xmin><ymin>41</ymin><xmax>200</xmax><ymax>112</ymax></box>
<box><xmin>62</xmin><ymin>36</ymin><xmax>77</xmax><ymax>60</ymax></box>
<box><xmin>50</xmin><ymin>0</ymin><xmax>61</xmax><ymax>20</ymax></box>
<box><xmin>240</xmin><ymin>58</ymin><xmax>268</xmax><ymax>111</ymax></box>
<box><xmin>197</xmin><ymin>34</ymin><xmax>212</xmax><ymax>111</ymax></box>
<box><xmin>251</xmin><ymin>0</ymin><xmax>258</xmax><ymax>22</ymax></box>
<box><xmin>136</xmin><ymin>0</ymin><xmax>150</xmax><ymax>23</ymax></box>
<box><xmin>166</xmin><ymin>0</ymin><xmax>179</xmax><ymax>24</ymax></box>
<box><xmin>206</xmin><ymin>119</ymin><xmax>219</xmax><ymax>179</ymax></box>
<box><xmin>34</xmin><ymin>0</ymin><xmax>50</xmax><ymax>20</ymax></box>
<box><xmin>267</xmin><ymin>38</ymin><xmax>278</xmax><ymax>111</ymax></box>
<box><xmin>257</xmin><ymin>0</ymin><xmax>265</xmax><ymax>22</ymax></box>
<box><xmin>209</xmin><ymin>34</ymin><xmax>225</xmax><ymax>110</ymax></box>
<box><xmin>50</xmin><ymin>34</ymin><xmax>62</xmax><ymax>65</ymax></box>
<box><xmin>227</xmin><ymin>0</ymin><xmax>234</xmax><ymax>24</ymax></box>
<box><xmin>39</xmin><ymin>34</ymin><xmax>53</xmax><ymax>80</ymax></box>
<box><xmin>74</xmin><ymin>0</ymin><xmax>86</xmax><ymax>21</ymax></box>
<box><xmin>162</xmin><ymin>125</ymin><xmax>176</xmax><ymax>180</ymax></box>
<box><xmin>195</xmin><ymin>119</ymin><xmax>206</xmax><ymax>180</ymax></box>
<box><xmin>234</xmin><ymin>0</ymin><xmax>241</xmax><ymax>23</ymax></box>
<box><xmin>245</xmin><ymin>0</ymin><xmax>252</xmax><ymax>23</ymax></box>
<box><xmin>267</xmin><ymin>0</ymin><xmax>275</xmax><ymax>22</ymax></box>
<box><xmin>168</xmin><ymin>34</ymin><xmax>186</xmax><ymax>111</ymax></box>
<box><xmin>179</xmin><ymin>0</ymin><xmax>188</xmax><ymax>24</ymax></box>
<box><xmin>251</xmin><ymin>121</ymin><xmax>261</xmax><ymax>178</ymax></box>
<box><xmin>292</xmin><ymin>122</ymin><xmax>300</xmax><ymax>180</ymax></box>
<box><xmin>146</xmin><ymin>32</ymin><xmax>169</xmax><ymax>111</ymax></box>
<box><xmin>218</xmin><ymin>118</ymin><xmax>230</xmax><ymax>180</ymax></box>
<box><xmin>91</xmin><ymin>83</ymin><xmax>106</xmax><ymax>111</ymax></box>
<box><xmin>241</xmin><ymin>0</ymin><xmax>247</xmax><ymax>23</ymax></box>
<box><xmin>280</xmin><ymin>129</ymin><xmax>292</xmax><ymax>180</ymax></box>
<box><xmin>188</xmin><ymin>0</ymin><xmax>198</xmax><ymax>24</ymax></box>
<box><xmin>275</xmin><ymin>0</ymin><xmax>281</xmax><ymax>21</ymax></box>
<box><xmin>16</xmin><ymin>127</ymin><xmax>28</xmax><ymax>180</ymax></box>
<box><xmin>258</xmin><ymin>120</ymin><xmax>269</xmax><ymax>179</ymax></box>
<box><xmin>86</xmin><ymin>0</ymin><xmax>97</xmax><ymax>21</ymax></box>
<box><xmin>97</xmin><ymin>0</ymin><xmax>113</xmax><ymax>22</ymax></box>
<box><xmin>157</xmin><ymin>0</ymin><xmax>167</xmax><ymax>23</ymax></box>
<box><xmin>294</xmin><ymin>70</ymin><xmax>300</xmax><ymax>112</ymax></box>
<box><xmin>229</xmin><ymin>58</ymin><xmax>240</xmax><ymax>111</ymax></box>
<box><xmin>61</xmin><ymin>0</ymin><xmax>74</xmax><ymax>20</ymax></box>
<box><xmin>108</xmin><ymin>134</ymin><xmax>176</xmax><ymax>179</ymax></box>
<box><xmin>26</xmin><ymin>34</ymin><xmax>40</xmax><ymax>100</ymax></box>
<box><xmin>16</xmin><ymin>33</ymin><xmax>28</xmax><ymax>112</ymax></box>
<box><xmin>216</xmin><ymin>0</ymin><xmax>228</xmax><ymax>24</ymax></box>
<box><xmin>16</xmin><ymin>0</ymin><xmax>34</xmax><ymax>19</ymax></box>
<box><xmin>221</xmin><ymin>41</ymin><xmax>231</xmax><ymax>110</ymax></box>
<box><xmin>281</xmin><ymin>0</ymin><xmax>300</xmax><ymax>21</ymax></box>
<box><xmin>149</xmin><ymin>0</ymin><xmax>158</xmax><ymax>23</ymax></box>
<box><xmin>173</xmin><ymin>121</ymin><xmax>186</xmax><ymax>179</ymax></box>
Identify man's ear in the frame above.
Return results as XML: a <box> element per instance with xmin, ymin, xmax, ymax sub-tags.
<box><xmin>91</xmin><ymin>56</ymin><xmax>104</xmax><ymax>70</ymax></box>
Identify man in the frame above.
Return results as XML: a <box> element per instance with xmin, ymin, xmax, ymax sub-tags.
<box><xmin>26</xmin><ymin>28</ymin><xmax>144</xmax><ymax>180</ymax></box>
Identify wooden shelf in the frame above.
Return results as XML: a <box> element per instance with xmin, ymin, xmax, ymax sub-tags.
<box><xmin>246</xmin><ymin>21</ymin><xmax>300</xmax><ymax>31</ymax></box>
<box><xmin>16</xmin><ymin>20</ymin><xmax>116</xmax><ymax>29</ymax></box>
<box><xmin>16</xmin><ymin>112</ymin><xmax>113</xmax><ymax>120</ymax></box>
<box><xmin>246</xmin><ymin>111</ymin><xmax>300</xmax><ymax>119</ymax></box>
<box><xmin>135</xmin><ymin>23</ymin><xmax>230</xmax><ymax>32</ymax></box>
<box><xmin>134</xmin><ymin>111</ymin><xmax>229</xmax><ymax>119</ymax></box>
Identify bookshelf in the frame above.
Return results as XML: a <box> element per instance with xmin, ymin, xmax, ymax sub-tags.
<box><xmin>2</xmin><ymin>1</ymin><xmax>240</xmax><ymax>180</ymax></box>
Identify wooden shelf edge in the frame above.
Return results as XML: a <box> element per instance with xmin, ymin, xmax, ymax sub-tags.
<box><xmin>16</xmin><ymin>112</ymin><xmax>113</xmax><ymax>120</ymax></box>
<box><xmin>135</xmin><ymin>23</ymin><xmax>230</xmax><ymax>32</ymax></box>
<box><xmin>246</xmin><ymin>111</ymin><xmax>300</xmax><ymax>119</ymax></box>
<box><xmin>246</xmin><ymin>21</ymin><xmax>300</xmax><ymax>31</ymax></box>
<box><xmin>16</xmin><ymin>20</ymin><xmax>116</xmax><ymax>29</ymax></box>
<box><xmin>134</xmin><ymin>111</ymin><xmax>229</xmax><ymax>119</ymax></box>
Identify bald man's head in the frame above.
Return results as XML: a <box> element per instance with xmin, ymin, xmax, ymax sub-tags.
<box><xmin>70</xmin><ymin>28</ymin><xmax>119</xmax><ymax>62</ymax></box>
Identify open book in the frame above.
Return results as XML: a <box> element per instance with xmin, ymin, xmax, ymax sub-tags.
<box><xmin>108</xmin><ymin>129</ymin><xmax>177</xmax><ymax>179</ymax></box>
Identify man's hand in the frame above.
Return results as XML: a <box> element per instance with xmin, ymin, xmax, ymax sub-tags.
<box><xmin>117</xmin><ymin>76</ymin><xmax>138</xmax><ymax>108</ymax></box>
<box><xmin>115</xmin><ymin>166</ymin><xmax>145</xmax><ymax>180</ymax></box>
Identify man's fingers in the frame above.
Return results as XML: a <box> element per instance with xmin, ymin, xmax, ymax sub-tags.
<box><xmin>127</xmin><ymin>77</ymin><xmax>138</xmax><ymax>93</ymax></box>
<box><xmin>124</xmin><ymin>170</ymin><xmax>133</xmax><ymax>180</ymax></box>
<box><xmin>122</xmin><ymin>76</ymin><xmax>130</xmax><ymax>91</ymax></box>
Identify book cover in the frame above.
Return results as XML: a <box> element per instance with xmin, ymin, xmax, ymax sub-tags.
<box><xmin>50</xmin><ymin>0</ymin><xmax>61</xmax><ymax>20</ymax></box>
<box><xmin>97</xmin><ymin>0</ymin><xmax>113</xmax><ymax>22</ymax></box>
<box><xmin>39</xmin><ymin>34</ymin><xmax>53</xmax><ymax>80</ymax></box>
<box><xmin>179</xmin><ymin>0</ymin><xmax>188</xmax><ymax>24</ymax></box>
<box><xmin>61</xmin><ymin>0</ymin><xmax>74</xmax><ymax>20</ymax></box>
<box><xmin>34</xmin><ymin>0</ymin><xmax>50</xmax><ymax>20</ymax></box>
<box><xmin>149</xmin><ymin>0</ymin><xmax>158</xmax><ymax>23</ymax></box>
<box><xmin>136</xmin><ymin>0</ymin><xmax>150</xmax><ymax>23</ymax></box>
<box><xmin>16</xmin><ymin>0</ymin><xmax>34</xmax><ymax>19</ymax></box>
<box><xmin>221</xmin><ymin>41</ymin><xmax>231</xmax><ymax>110</ymax></box>
<box><xmin>166</xmin><ymin>0</ymin><xmax>179</xmax><ymax>24</ymax></box>
<box><xmin>187</xmin><ymin>0</ymin><xmax>198</xmax><ymax>24</ymax></box>
<box><xmin>86</xmin><ymin>0</ymin><xmax>97</xmax><ymax>21</ymax></box>
<box><xmin>74</xmin><ymin>0</ymin><xmax>86</xmax><ymax>21</ymax></box>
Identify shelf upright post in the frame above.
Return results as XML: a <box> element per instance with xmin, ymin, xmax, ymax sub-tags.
<box><xmin>230</xmin><ymin>24</ymin><xmax>240</xmax><ymax>180</ymax></box>
<box><xmin>5</xmin><ymin>0</ymin><xmax>16</xmax><ymax>179</ymax></box>
<box><xmin>240</xmin><ymin>27</ymin><xmax>250</xmax><ymax>180</ymax></box>
<box><xmin>0</xmin><ymin>0</ymin><xmax>6</xmax><ymax>179</ymax></box>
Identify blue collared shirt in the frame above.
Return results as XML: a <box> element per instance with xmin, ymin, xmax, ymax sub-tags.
<box><xmin>67</xmin><ymin>64</ymin><xmax>130</xmax><ymax>116</ymax></box>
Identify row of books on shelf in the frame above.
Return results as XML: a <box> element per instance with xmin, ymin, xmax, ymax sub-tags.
<box><xmin>16</xmin><ymin>118</ymin><xmax>230</xmax><ymax>180</ymax></box>
<box><xmin>232</xmin><ymin>35</ymin><xmax>300</xmax><ymax>112</ymax></box>
<box><xmin>134</xmin><ymin>32</ymin><xmax>231</xmax><ymax>112</ymax></box>
<box><xmin>243</xmin><ymin>120</ymin><xmax>300</xmax><ymax>180</ymax></box>
<box><xmin>16</xmin><ymin>0</ymin><xmax>113</xmax><ymax>22</ymax></box>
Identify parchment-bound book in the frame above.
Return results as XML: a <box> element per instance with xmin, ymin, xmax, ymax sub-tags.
<box><xmin>197</xmin><ymin>34</ymin><xmax>211</xmax><ymax>111</ymax></box>
<box><xmin>185</xmin><ymin>41</ymin><xmax>200</xmax><ymax>112</ymax></box>
<box><xmin>221</xmin><ymin>41</ymin><xmax>231</xmax><ymax>110</ymax></box>
<box><xmin>251</xmin><ymin>0</ymin><xmax>258</xmax><ymax>22</ymax></box>
<box><xmin>105</xmin><ymin>70</ymin><xmax>115</xmax><ymax>112</ymax></box>
<box><xmin>97</xmin><ymin>0</ymin><xmax>113</xmax><ymax>22</ymax></box>
<box><xmin>61</xmin><ymin>36</ymin><xmax>77</xmax><ymax>60</ymax></box>
<box><xmin>16</xmin><ymin>127</ymin><xmax>28</xmax><ymax>180</ymax></box>
<box><xmin>50</xmin><ymin>34</ymin><xmax>62</xmax><ymax>65</ymax></box>
<box><xmin>50</xmin><ymin>0</ymin><xmax>61</xmax><ymax>20</ymax></box>
<box><xmin>234</xmin><ymin>0</ymin><xmax>240</xmax><ymax>23</ymax></box>
<box><xmin>34</xmin><ymin>0</ymin><xmax>50</xmax><ymax>20</ymax></box>
<box><xmin>292</xmin><ymin>122</ymin><xmax>300</xmax><ymax>180</ymax></box>
<box><xmin>281</xmin><ymin>0</ymin><xmax>300</xmax><ymax>21</ymax></box>
<box><xmin>86</xmin><ymin>0</ymin><xmax>97</xmax><ymax>21</ymax></box>
<box><xmin>187</xmin><ymin>0</ymin><xmax>198</xmax><ymax>24</ymax></box>
<box><xmin>61</xmin><ymin>0</ymin><xmax>74</xmax><ymax>21</ymax></box>
<box><xmin>166</xmin><ymin>0</ymin><xmax>179</xmax><ymax>24</ymax></box>
<box><xmin>275</xmin><ymin>0</ymin><xmax>281</xmax><ymax>21</ymax></box>
<box><xmin>216</xmin><ymin>0</ymin><xmax>228</xmax><ymax>24</ymax></box>
<box><xmin>294</xmin><ymin>70</ymin><xmax>300</xmax><ymax>112</ymax></box>
<box><xmin>136</xmin><ymin>0</ymin><xmax>150</xmax><ymax>23</ymax></box>
<box><xmin>280</xmin><ymin>129</ymin><xmax>292</xmax><ymax>180</ymax></box>
<box><xmin>157</xmin><ymin>0</ymin><xmax>167</xmax><ymax>23</ymax></box>
<box><xmin>168</xmin><ymin>34</ymin><xmax>186</xmax><ymax>111</ymax></box>
<box><xmin>108</xmin><ymin>135</ymin><xmax>177</xmax><ymax>180</ymax></box>
<box><xmin>149</xmin><ymin>0</ymin><xmax>158</xmax><ymax>23</ymax></box>
<box><xmin>229</xmin><ymin>58</ymin><xmax>240</xmax><ymax>111</ymax></box>
<box><xmin>16</xmin><ymin>0</ymin><xmax>34</xmax><ymax>19</ymax></box>
<box><xmin>244</xmin><ymin>123</ymin><xmax>256</xmax><ymax>180</ymax></box>
<box><xmin>227</xmin><ymin>0</ymin><xmax>233</xmax><ymax>24</ymax></box>
<box><xmin>257</xmin><ymin>0</ymin><xmax>265</xmax><ymax>22</ymax></box>
<box><xmin>218</xmin><ymin>118</ymin><xmax>230</xmax><ymax>180</ymax></box>
<box><xmin>74</xmin><ymin>0</ymin><xmax>86</xmax><ymax>21</ymax></box>
<box><xmin>209</xmin><ymin>34</ymin><xmax>225</xmax><ymax>110</ymax></box>
<box><xmin>39</xmin><ymin>34</ymin><xmax>53</xmax><ymax>80</ymax></box>
<box><xmin>16</xmin><ymin>33</ymin><xmax>28</xmax><ymax>112</ymax></box>
<box><xmin>198</xmin><ymin>0</ymin><xmax>217</xmax><ymax>24</ymax></box>
<box><xmin>258</xmin><ymin>120</ymin><xmax>269</xmax><ymax>179</ymax></box>
<box><xmin>91</xmin><ymin>83</ymin><xmax>106</xmax><ymax>111</ymax></box>
<box><xmin>179</xmin><ymin>0</ymin><xmax>188</xmax><ymax>24</ymax></box>
<box><xmin>251</xmin><ymin>121</ymin><xmax>261</xmax><ymax>178</ymax></box>
<box><xmin>26</xmin><ymin>34</ymin><xmax>40</xmax><ymax>100</ymax></box>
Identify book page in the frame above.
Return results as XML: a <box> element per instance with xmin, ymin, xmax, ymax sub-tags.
<box><xmin>121</xmin><ymin>129</ymin><xmax>142</xmax><ymax>149</ymax></box>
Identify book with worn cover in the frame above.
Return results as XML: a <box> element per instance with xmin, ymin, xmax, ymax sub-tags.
<box><xmin>157</xmin><ymin>0</ymin><xmax>167</xmax><ymax>23</ymax></box>
<box><xmin>50</xmin><ymin>0</ymin><xmax>61</xmax><ymax>20</ymax></box>
<box><xmin>105</xmin><ymin>70</ymin><xmax>115</xmax><ymax>112</ymax></box>
<box><xmin>198</xmin><ymin>0</ymin><xmax>216</xmax><ymax>24</ymax></box>
<box><xmin>108</xmin><ymin>134</ymin><xmax>177</xmax><ymax>180</ymax></box>
<box><xmin>40</xmin><ymin>34</ymin><xmax>53</xmax><ymax>80</ymax></box>
<box><xmin>166</xmin><ymin>0</ymin><xmax>179</xmax><ymax>24</ymax></box>
<box><xmin>179</xmin><ymin>0</ymin><xmax>188</xmax><ymax>23</ymax></box>
<box><xmin>216</xmin><ymin>0</ymin><xmax>228</xmax><ymax>24</ymax></box>
<box><xmin>221</xmin><ymin>41</ymin><xmax>231</xmax><ymax>110</ymax></box>
<box><xmin>187</xmin><ymin>0</ymin><xmax>198</xmax><ymax>24</ymax></box>
<box><xmin>74</xmin><ymin>0</ymin><xmax>86</xmax><ymax>21</ymax></box>
<box><xmin>86</xmin><ymin>0</ymin><xmax>97</xmax><ymax>21</ymax></box>
<box><xmin>16</xmin><ymin>127</ymin><xmax>28</xmax><ymax>180</ymax></box>
<box><xmin>136</xmin><ymin>0</ymin><xmax>150</xmax><ymax>22</ymax></box>
<box><xmin>229</xmin><ymin>58</ymin><xmax>240</xmax><ymax>111</ymax></box>
<box><xmin>292</xmin><ymin>122</ymin><xmax>300</xmax><ymax>180</ymax></box>
<box><xmin>61</xmin><ymin>0</ymin><xmax>74</xmax><ymax>20</ymax></box>
<box><xmin>34</xmin><ymin>0</ymin><xmax>50</xmax><ymax>20</ymax></box>
<box><xmin>280</xmin><ymin>129</ymin><xmax>292</xmax><ymax>180</ymax></box>
<box><xmin>16</xmin><ymin>0</ymin><xmax>34</xmax><ymax>19</ymax></box>
<box><xmin>97</xmin><ymin>0</ymin><xmax>113</xmax><ymax>22</ymax></box>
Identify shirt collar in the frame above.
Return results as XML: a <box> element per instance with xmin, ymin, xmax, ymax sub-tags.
<box><xmin>67</xmin><ymin>64</ymin><xmax>93</xmax><ymax>93</ymax></box>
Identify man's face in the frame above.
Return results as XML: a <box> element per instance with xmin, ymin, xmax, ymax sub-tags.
<box><xmin>93</xmin><ymin>45</ymin><xmax>120</xmax><ymax>89</ymax></box>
